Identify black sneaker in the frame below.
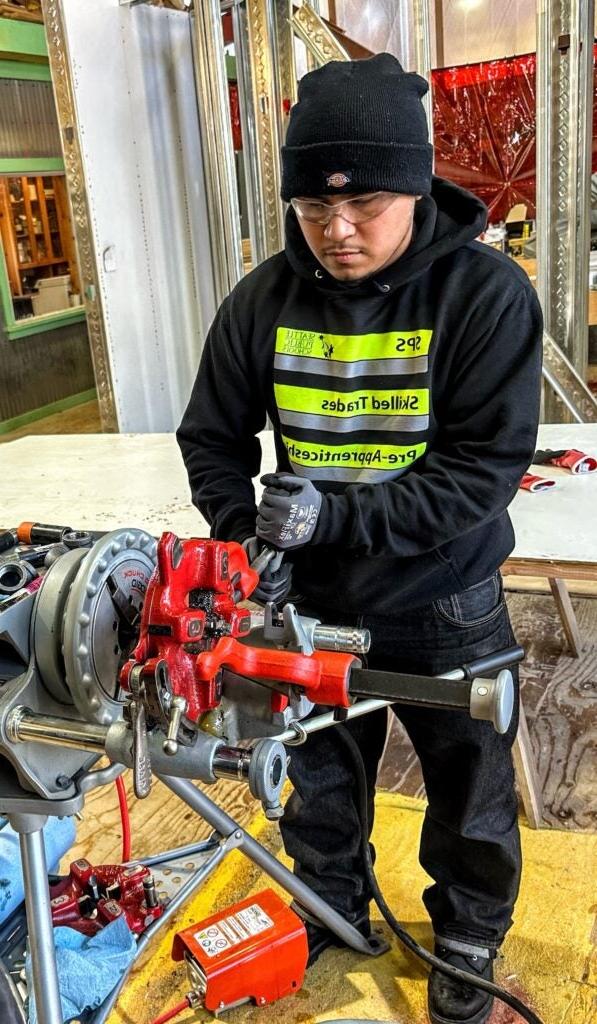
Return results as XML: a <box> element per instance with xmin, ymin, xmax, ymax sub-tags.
<box><xmin>428</xmin><ymin>944</ymin><xmax>495</xmax><ymax>1024</ymax></box>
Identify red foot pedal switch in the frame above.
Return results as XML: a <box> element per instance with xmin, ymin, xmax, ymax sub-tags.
<box><xmin>172</xmin><ymin>889</ymin><xmax>308</xmax><ymax>1013</ymax></box>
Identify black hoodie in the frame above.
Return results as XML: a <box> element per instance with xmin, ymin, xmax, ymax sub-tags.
<box><xmin>177</xmin><ymin>178</ymin><xmax>543</xmax><ymax>616</ymax></box>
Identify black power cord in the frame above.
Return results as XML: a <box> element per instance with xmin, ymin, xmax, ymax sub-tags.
<box><xmin>333</xmin><ymin>724</ymin><xmax>544</xmax><ymax>1024</ymax></box>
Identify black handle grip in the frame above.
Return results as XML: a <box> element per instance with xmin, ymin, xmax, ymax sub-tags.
<box><xmin>462</xmin><ymin>646</ymin><xmax>525</xmax><ymax>680</ymax></box>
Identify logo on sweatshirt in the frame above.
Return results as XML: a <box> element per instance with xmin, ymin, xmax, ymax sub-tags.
<box><xmin>326</xmin><ymin>172</ymin><xmax>351</xmax><ymax>188</ymax></box>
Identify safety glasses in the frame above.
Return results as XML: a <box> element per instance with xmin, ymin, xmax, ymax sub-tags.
<box><xmin>290</xmin><ymin>191</ymin><xmax>399</xmax><ymax>226</ymax></box>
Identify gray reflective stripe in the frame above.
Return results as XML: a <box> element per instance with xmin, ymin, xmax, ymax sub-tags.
<box><xmin>278</xmin><ymin>409</ymin><xmax>429</xmax><ymax>433</ymax></box>
<box><xmin>288</xmin><ymin>462</ymin><xmax>410</xmax><ymax>483</ymax></box>
<box><xmin>274</xmin><ymin>353</ymin><xmax>429</xmax><ymax>378</ymax></box>
<box><xmin>435</xmin><ymin>935</ymin><xmax>493</xmax><ymax>958</ymax></box>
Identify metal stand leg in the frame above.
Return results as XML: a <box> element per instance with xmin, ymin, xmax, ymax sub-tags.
<box><xmin>158</xmin><ymin>774</ymin><xmax>374</xmax><ymax>956</ymax></box>
<box><xmin>89</xmin><ymin>839</ymin><xmax>228</xmax><ymax>1024</ymax></box>
<box><xmin>9</xmin><ymin>814</ymin><xmax>62</xmax><ymax>1024</ymax></box>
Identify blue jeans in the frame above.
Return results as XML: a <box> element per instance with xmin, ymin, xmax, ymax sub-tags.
<box><xmin>280</xmin><ymin>572</ymin><xmax>521</xmax><ymax>952</ymax></box>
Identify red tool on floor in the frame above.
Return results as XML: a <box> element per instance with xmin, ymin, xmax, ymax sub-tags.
<box><xmin>49</xmin><ymin>858</ymin><xmax>164</xmax><ymax>936</ymax></box>
<box><xmin>172</xmin><ymin>889</ymin><xmax>308</xmax><ymax>1013</ymax></box>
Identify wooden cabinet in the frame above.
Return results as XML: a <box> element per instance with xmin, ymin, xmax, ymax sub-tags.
<box><xmin>0</xmin><ymin>174</ymin><xmax>81</xmax><ymax>314</ymax></box>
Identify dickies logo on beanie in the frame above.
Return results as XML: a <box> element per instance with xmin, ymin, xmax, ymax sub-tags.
<box><xmin>281</xmin><ymin>53</ymin><xmax>433</xmax><ymax>202</ymax></box>
<box><xmin>326</xmin><ymin>172</ymin><xmax>352</xmax><ymax>188</ymax></box>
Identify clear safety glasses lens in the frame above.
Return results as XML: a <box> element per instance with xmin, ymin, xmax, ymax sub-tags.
<box><xmin>290</xmin><ymin>192</ymin><xmax>398</xmax><ymax>225</ymax></box>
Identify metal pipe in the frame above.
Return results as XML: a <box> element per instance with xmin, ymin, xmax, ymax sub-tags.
<box><xmin>19</xmin><ymin>825</ymin><xmax>63</xmax><ymax>1024</ymax></box>
<box><xmin>273</xmin><ymin>697</ymin><xmax>400</xmax><ymax>743</ymax></box>
<box><xmin>249</xmin><ymin>610</ymin><xmax>371</xmax><ymax>653</ymax></box>
<box><xmin>134</xmin><ymin>837</ymin><xmax>219</xmax><ymax>868</ymax></box>
<box><xmin>6</xmin><ymin>707</ymin><xmax>108</xmax><ymax>752</ymax></box>
<box><xmin>541</xmin><ymin>366</ymin><xmax>585</xmax><ymax>423</ymax></box>
<box><xmin>212</xmin><ymin>745</ymin><xmax>252</xmax><ymax>780</ymax></box>
<box><xmin>311</xmin><ymin>625</ymin><xmax>370</xmax><ymax>654</ymax></box>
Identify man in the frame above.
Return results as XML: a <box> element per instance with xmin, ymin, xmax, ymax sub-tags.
<box><xmin>178</xmin><ymin>53</ymin><xmax>542</xmax><ymax>1024</ymax></box>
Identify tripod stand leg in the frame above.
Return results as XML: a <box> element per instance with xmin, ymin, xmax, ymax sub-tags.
<box><xmin>12</xmin><ymin>815</ymin><xmax>62</xmax><ymax>1024</ymax></box>
<box><xmin>158</xmin><ymin>775</ymin><xmax>373</xmax><ymax>956</ymax></box>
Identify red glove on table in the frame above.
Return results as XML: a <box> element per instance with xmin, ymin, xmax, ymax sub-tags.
<box><xmin>519</xmin><ymin>473</ymin><xmax>557</xmax><ymax>493</ymax></box>
<box><xmin>533</xmin><ymin>448</ymin><xmax>597</xmax><ymax>474</ymax></box>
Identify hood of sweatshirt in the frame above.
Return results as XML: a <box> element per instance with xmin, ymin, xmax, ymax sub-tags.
<box><xmin>284</xmin><ymin>175</ymin><xmax>488</xmax><ymax>296</ymax></box>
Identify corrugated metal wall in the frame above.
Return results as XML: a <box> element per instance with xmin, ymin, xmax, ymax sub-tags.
<box><xmin>0</xmin><ymin>79</ymin><xmax>62</xmax><ymax>159</ymax></box>
<box><xmin>0</xmin><ymin>311</ymin><xmax>94</xmax><ymax>422</ymax></box>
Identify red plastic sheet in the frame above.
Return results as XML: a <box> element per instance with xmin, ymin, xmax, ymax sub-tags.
<box><xmin>432</xmin><ymin>49</ymin><xmax>597</xmax><ymax>223</ymax></box>
<box><xmin>229</xmin><ymin>82</ymin><xmax>242</xmax><ymax>151</ymax></box>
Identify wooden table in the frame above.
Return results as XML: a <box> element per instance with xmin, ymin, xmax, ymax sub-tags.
<box><xmin>2</xmin><ymin>427</ymin><xmax>596</xmax><ymax>830</ymax></box>
<box><xmin>505</xmin><ymin>423</ymin><xmax>597</xmax><ymax>651</ymax></box>
<box><xmin>0</xmin><ymin>433</ymin><xmax>230</xmax><ymax>537</ymax></box>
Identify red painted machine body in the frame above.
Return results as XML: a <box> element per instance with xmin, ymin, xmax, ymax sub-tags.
<box><xmin>120</xmin><ymin>533</ymin><xmax>257</xmax><ymax>720</ymax></box>
<box><xmin>49</xmin><ymin>858</ymin><xmax>164</xmax><ymax>936</ymax></box>
<box><xmin>172</xmin><ymin>889</ymin><xmax>308</xmax><ymax>1012</ymax></box>
<box><xmin>119</xmin><ymin>534</ymin><xmax>356</xmax><ymax>723</ymax></box>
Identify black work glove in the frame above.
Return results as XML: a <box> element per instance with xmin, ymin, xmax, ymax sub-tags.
<box><xmin>242</xmin><ymin>537</ymin><xmax>293</xmax><ymax>606</ymax></box>
<box><xmin>256</xmin><ymin>473</ymin><xmax>322</xmax><ymax>550</ymax></box>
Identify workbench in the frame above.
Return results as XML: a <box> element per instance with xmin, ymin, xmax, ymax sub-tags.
<box><xmin>2</xmin><ymin>425</ymin><xmax>596</xmax><ymax>830</ymax></box>
<box><xmin>503</xmin><ymin>423</ymin><xmax>597</xmax><ymax>655</ymax></box>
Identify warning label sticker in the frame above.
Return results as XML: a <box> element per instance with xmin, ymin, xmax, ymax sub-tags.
<box><xmin>194</xmin><ymin>903</ymin><xmax>274</xmax><ymax>959</ymax></box>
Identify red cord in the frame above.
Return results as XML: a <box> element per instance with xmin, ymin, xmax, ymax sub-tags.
<box><xmin>148</xmin><ymin>997</ymin><xmax>191</xmax><ymax>1024</ymax></box>
<box><xmin>115</xmin><ymin>774</ymin><xmax>132</xmax><ymax>862</ymax></box>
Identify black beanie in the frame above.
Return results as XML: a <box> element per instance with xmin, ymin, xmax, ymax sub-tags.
<box><xmin>281</xmin><ymin>53</ymin><xmax>433</xmax><ymax>202</ymax></box>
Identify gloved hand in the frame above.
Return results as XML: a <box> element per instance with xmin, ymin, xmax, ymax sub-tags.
<box><xmin>242</xmin><ymin>537</ymin><xmax>293</xmax><ymax>606</ymax></box>
<box><xmin>256</xmin><ymin>473</ymin><xmax>322</xmax><ymax>550</ymax></box>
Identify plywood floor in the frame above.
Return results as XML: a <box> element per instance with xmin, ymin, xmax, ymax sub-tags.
<box><xmin>109</xmin><ymin>795</ymin><xmax>597</xmax><ymax>1024</ymax></box>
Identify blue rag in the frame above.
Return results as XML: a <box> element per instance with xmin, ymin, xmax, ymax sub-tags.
<box><xmin>26</xmin><ymin>915</ymin><xmax>136</xmax><ymax>1024</ymax></box>
<box><xmin>0</xmin><ymin>816</ymin><xmax>77</xmax><ymax>924</ymax></box>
